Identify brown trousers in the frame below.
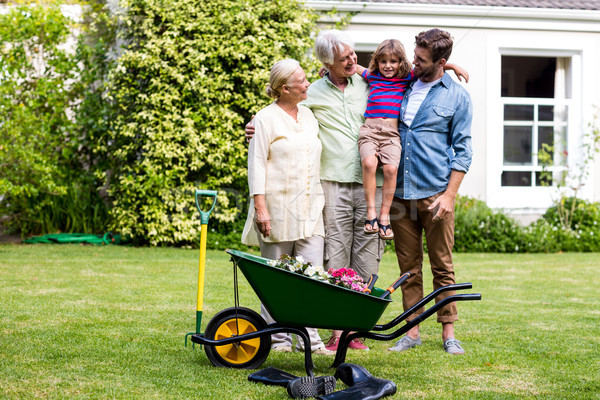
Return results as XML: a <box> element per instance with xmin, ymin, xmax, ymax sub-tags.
<box><xmin>389</xmin><ymin>194</ymin><xmax>458</xmax><ymax>323</ymax></box>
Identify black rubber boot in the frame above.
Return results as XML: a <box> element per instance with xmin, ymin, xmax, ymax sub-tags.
<box><xmin>248</xmin><ymin>367</ymin><xmax>336</xmax><ymax>398</ymax></box>
<box><xmin>335</xmin><ymin>363</ymin><xmax>374</xmax><ymax>386</ymax></box>
<box><xmin>248</xmin><ymin>366</ymin><xmax>299</xmax><ymax>387</ymax></box>
<box><xmin>316</xmin><ymin>363</ymin><xmax>397</xmax><ymax>400</ymax></box>
<box><xmin>287</xmin><ymin>375</ymin><xmax>337</xmax><ymax>399</ymax></box>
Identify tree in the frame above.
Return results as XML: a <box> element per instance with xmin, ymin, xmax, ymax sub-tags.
<box><xmin>0</xmin><ymin>1</ymin><xmax>117</xmax><ymax>236</ymax></box>
<box><xmin>0</xmin><ymin>2</ymin><xmax>81</xmax><ymax>234</ymax></box>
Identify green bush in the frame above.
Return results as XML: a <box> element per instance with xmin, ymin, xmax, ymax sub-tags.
<box><xmin>99</xmin><ymin>0</ymin><xmax>320</xmax><ymax>246</ymax></box>
<box><xmin>536</xmin><ymin>197</ymin><xmax>600</xmax><ymax>252</ymax></box>
<box><xmin>0</xmin><ymin>2</ymin><xmax>110</xmax><ymax>236</ymax></box>
<box><xmin>542</xmin><ymin>196</ymin><xmax>600</xmax><ymax>231</ymax></box>
<box><xmin>454</xmin><ymin>196</ymin><xmax>524</xmax><ymax>253</ymax></box>
<box><xmin>203</xmin><ymin>217</ymin><xmax>250</xmax><ymax>251</ymax></box>
<box><xmin>454</xmin><ymin>195</ymin><xmax>600</xmax><ymax>253</ymax></box>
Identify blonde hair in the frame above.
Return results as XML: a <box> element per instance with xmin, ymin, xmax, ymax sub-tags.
<box><xmin>265</xmin><ymin>59</ymin><xmax>300</xmax><ymax>99</ymax></box>
<box><xmin>368</xmin><ymin>39</ymin><xmax>412</xmax><ymax>78</ymax></box>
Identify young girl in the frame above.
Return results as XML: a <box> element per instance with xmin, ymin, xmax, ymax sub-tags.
<box><xmin>357</xmin><ymin>39</ymin><xmax>468</xmax><ymax>239</ymax></box>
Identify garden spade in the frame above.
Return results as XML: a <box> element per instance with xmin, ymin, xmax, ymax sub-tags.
<box><xmin>185</xmin><ymin>189</ymin><xmax>217</xmax><ymax>347</ymax></box>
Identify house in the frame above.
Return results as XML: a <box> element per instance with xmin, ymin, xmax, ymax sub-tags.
<box><xmin>305</xmin><ymin>0</ymin><xmax>600</xmax><ymax>223</ymax></box>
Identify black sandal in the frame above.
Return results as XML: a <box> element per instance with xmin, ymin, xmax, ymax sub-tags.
<box><xmin>364</xmin><ymin>218</ymin><xmax>379</xmax><ymax>234</ymax></box>
<box><xmin>378</xmin><ymin>224</ymin><xmax>394</xmax><ymax>240</ymax></box>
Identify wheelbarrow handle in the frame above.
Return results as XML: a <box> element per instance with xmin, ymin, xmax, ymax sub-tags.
<box><xmin>380</xmin><ymin>272</ymin><xmax>411</xmax><ymax>298</ymax></box>
<box><xmin>363</xmin><ymin>274</ymin><xmax>378</xmax><ymax>294</ymax></box>
<box><xmin>195</xmin><ymin>190</ymin><xmax>218</xmax><ymax>224</ymax></box>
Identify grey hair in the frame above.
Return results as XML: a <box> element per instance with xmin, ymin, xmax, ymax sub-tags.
<box><xmin>314</xmin><ymin>29</ymin><xmax>354</xmax><ymax>65</ymax></box>
<box><xmin>265</xmin><ymin>59</ymin><xmax>300</xmax><ymax>99</ymax></box>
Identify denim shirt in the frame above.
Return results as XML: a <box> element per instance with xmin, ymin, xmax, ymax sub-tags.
<box><xmin>396</xmin><ymin>73</ymin><xmax>473</xmax><ymax>200</ymax></box>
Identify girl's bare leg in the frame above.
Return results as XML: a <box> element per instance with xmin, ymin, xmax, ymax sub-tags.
<box><xmin>379</xmin><ymin>164</ymin><xmax>398</xmax><ymax>237</ymax></box>
<box><xmin>362</xmin><ymin>155</ymin><xmax>379</xmax><ymax>232</ymax></box>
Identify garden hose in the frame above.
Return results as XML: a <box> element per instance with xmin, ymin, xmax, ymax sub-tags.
<box><xmin>24</xmin><ymin>232</ymin><xmax>128</xmax><ymax>245</ymax></box>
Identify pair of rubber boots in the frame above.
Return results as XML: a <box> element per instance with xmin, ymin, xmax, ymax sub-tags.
<box><xmin>248</xmin><ymin>363</ymin><xmax>396</xmax><ymax>399</ymax></box>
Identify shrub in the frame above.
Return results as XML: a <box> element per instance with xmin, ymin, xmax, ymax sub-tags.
<box><xmin>0</xmin><ymin>2</ymin><xmax>110</xmax><ymax>235</ymax></box>
<box><xmin>454</xmin><ymin>195</ymin><xmax>600</xmax><ymax>253</ymax></box>
<box><xmin>542</xmin><ymin>197</ymin><xmax>600</xmax><ymax>232</ymax></box>
<box><xmin>454</xmin><ymin>196</ymin><xmax>524</xmax><ymax>253</ymax></box>
<box><xmin>536</xmin><ymin>197</ymin><xmax>600</xmax><ymax>252</ymax></box>
<box><xmin>99</xmin><ymin>0</ymin><xmax>320</xmax><ymax>246</ymax></box>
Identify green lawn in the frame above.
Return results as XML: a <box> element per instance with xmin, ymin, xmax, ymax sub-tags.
<box><xmin>1</xmin><ymin>244</ymin><xmax>599</xmax><ymax>399</ymax></box>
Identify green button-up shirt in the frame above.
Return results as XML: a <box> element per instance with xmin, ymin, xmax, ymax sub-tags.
<box><xmin>304</xmin><ymin>73</ymin><xmax>381</xmax><ymax>185</ymax></box>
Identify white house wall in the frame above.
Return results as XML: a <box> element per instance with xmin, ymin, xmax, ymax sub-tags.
<box><xmin>305</xmin><ymin>1</ymin><xmax>600</xmax><ymax>219</ymax></box>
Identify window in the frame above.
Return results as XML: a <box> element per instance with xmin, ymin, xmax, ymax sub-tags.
<box><xmin>500</xmin><ymin>56</ymin><xmax>570</xmax><ymax>187</ymax></box>
<box><xmin>356</xmin><ymin>51</ymin><xmax>371</xmax><ymax>70</ymax></box>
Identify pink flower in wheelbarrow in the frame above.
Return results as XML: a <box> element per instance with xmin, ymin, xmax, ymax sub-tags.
<box><xmin>327</xmin><ymin>267</ymin><xmax>367</xmax><ymax>292</ymax></box>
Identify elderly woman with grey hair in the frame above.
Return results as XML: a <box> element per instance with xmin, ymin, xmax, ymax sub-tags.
<box><xmin>241</xmin><ymin>59</ymin><xmax>333</xmax><ymax>355</ymax></box>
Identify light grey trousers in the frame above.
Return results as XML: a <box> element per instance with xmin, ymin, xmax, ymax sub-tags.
<box><xmin>258</xmin><ymin>235</ymin><xmax>326</xmax><ymax>351</ymax></box>
<box><xmin>321</xmin><ymin>180</ymin><xmax>384</xmax><ymax>280</ymax></box>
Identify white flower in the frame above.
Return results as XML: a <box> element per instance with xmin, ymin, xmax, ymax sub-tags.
<box><xmin>304</xmin><ymin>265</ymin><xmax>317</xmax><ymax>277</ymax></box>
<box><xmin>316</xmin><ymin>273</ymin><xmax>328</xmax><ymax>281</ymax></box>
<box><xmin>296</xmin><ymin>255</ymin><xmax>305</xmax><ymax>264</ymax></box>
<box><xmin>267</xmin><ymin>260</ymin><xmax>277</xmax><ymax>266</ymax></box>
<box><xmin>290</xmin><ymin>262</ymin><xmax>302</xmax><ymax>272</ymax></box>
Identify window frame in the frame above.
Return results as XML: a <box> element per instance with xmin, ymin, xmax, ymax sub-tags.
<box><xmin>500</xmin><ymin>97</ymin><xmax>570</xmax><ymax>186</ymax></box>
<box><xmin>485</xmin><ymin>36</ymin><xmax>585</xmax><ymax>211</ymax></box>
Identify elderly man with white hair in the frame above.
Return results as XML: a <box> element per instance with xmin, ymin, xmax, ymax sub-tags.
<box><xmin>306</xmin><ymin>30</ymin><xmax>384</xmax><ymax>352</ymax></box>
<box><xmin>246</xmin><ymin>30</ymin><xmax>381</xmax><ymax>352</ymax></box>
<box><xmin>307</xmin><ymin>32</ymin><xmax>384</xmax><ymax>280</ymax></box>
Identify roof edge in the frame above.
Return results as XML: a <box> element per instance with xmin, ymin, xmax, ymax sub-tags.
<box><xmin>303</xmin><ymin>0</ymin><xmax>600</xmax><ymax>22</ymax></box>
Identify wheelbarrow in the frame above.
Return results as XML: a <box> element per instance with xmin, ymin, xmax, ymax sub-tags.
<box><xmin>191</xmin><ymin>249</ymin><xmax>482</xmax><ymax>377</ymax></box>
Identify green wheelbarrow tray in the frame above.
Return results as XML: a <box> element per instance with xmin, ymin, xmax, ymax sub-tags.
<box><xmin>227</xmin><ymin>249</ymin><xmax>391</xmax><ymax>331</ymax></box>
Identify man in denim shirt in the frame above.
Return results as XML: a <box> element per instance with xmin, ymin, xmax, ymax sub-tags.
<box><xmin>388</xmin><ymin>29</ymin><xmax>473</xmax><ymax>355</ymax></box>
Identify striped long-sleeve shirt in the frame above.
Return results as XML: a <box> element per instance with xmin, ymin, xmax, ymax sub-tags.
<box><xmin>362</xmin><ymin>69</ymin><xmax>416</xmax><ymax>119</ymax></box>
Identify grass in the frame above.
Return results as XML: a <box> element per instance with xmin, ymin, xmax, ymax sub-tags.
<box><xmin>1</xmin><ymin>244</ymin><xmax>599</xmax><ymax>399</ymax></box>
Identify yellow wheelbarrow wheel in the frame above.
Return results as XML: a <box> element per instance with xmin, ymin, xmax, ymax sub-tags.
<box><xmin>204</xmin><ymin>307</ymin><xmax>271</xmax><ymax>369</ymax></box>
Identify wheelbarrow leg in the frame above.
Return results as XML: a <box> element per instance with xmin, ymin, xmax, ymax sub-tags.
<box><xmin>331</xmin><ymin>330</ymin><xmax>352</xmax><ymax>368</ymax></box>
<box><xmin>296</xmin><ymin>327</ymin><xmax>316</xmax><ymax>378</ymax></box>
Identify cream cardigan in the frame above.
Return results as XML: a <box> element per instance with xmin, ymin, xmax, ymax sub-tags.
<box><xmin>241</xmin><ymin>102</ymin><xmax>325</xmax><ymax>245</ymax></box>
